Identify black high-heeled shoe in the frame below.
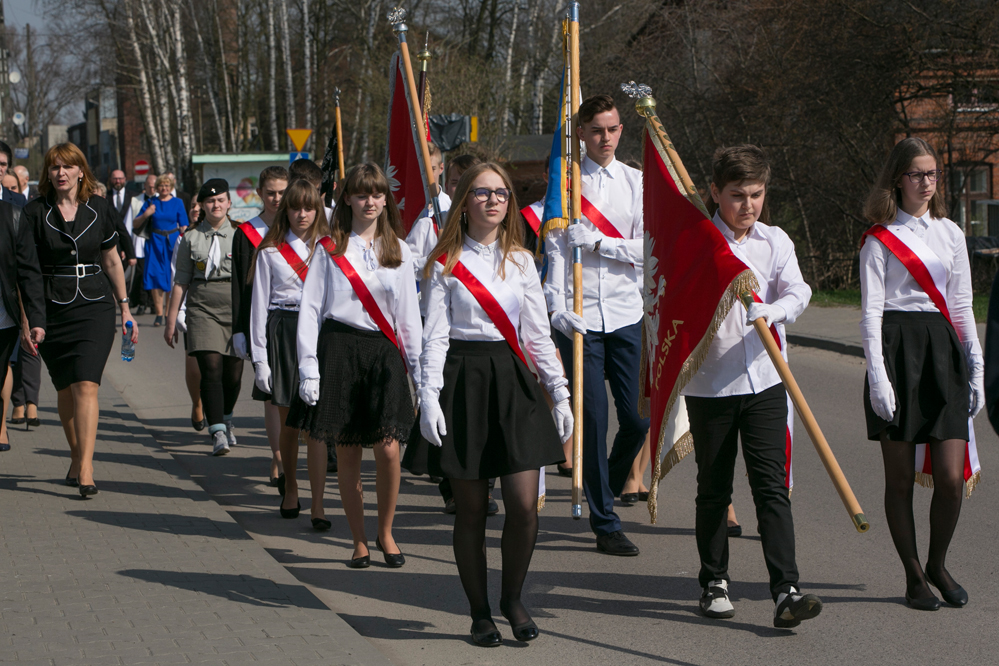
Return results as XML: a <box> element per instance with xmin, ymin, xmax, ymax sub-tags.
<box><xmin>926</xmin><ymin>570</ymin><xmax>968</xmax><ymax>607</ymax></box>
<box><xmin>279</xmin><ymin>498</ymin><xmax>300</xmax><ymax>519</ymax></box>
<box><xmin>79</xmin><ymin>484</ymin><xmax>99</xmax><ymax>497</ymax></box>
<box><xmin>500</xmin><ymin>599</ymin><xmax>539</xmax><ymax>642</ymax></box>
<box><xmin>375</xmin><ymin>537</ymin><xmax>405</xmax><ymax>568</ymax></box>
<box><xmin>470</xmin><ymin>619</ymin><xmax>502</xmax><ymax>647</ymax></box>
<box><xmin>26</xmin><ymin>417</ymin><xmax>40</xmax><ymax>428</ymax></box>
<box><xmin>65</xmin><ymin>471</ymin><xmax>79</xmax><ymax>487</ymax></box>
<box><xmin>311</xmin><ymin>517</ymin><xmax>332</xmax><ymax>531</ymax></box>
<box><xmin>9</xmin><ymin>415</ymin><xmax>25</xmax><ymax>425</ymax></box>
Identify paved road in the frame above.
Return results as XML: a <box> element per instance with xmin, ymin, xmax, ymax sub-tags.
<box><xmin>90</xmin><ymin>311</ymin><xmax>998</xmax><ymax>666</ymax></box>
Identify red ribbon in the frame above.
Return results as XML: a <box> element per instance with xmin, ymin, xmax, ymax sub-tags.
<box><xmin>238</xmin><ymin>221</ymin><xmax>264</xmax><ymax>248</ymax></box>
<box><xmin>276</xmin><ymin>242</ymin><xmax>308</xmax><ymax>282</ymax></box>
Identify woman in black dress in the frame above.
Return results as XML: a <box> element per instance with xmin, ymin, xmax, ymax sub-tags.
<box><xmin>23</xmin><ymin>143</ymin><xmax>137</xmax><ymax>496</ymax></box>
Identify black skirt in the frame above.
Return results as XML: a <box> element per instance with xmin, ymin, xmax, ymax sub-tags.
<box><xmin>39</xmin><ymin>298</ymin><xmax>116</xmax><ymax>391</ymax></box>
<box><xmin>251</xmin><ymin>309</ymin><xmax>300</xmax><ymax>407</ymax></box>
<box><xmin>864</xmin><ymin>311</ymin><xmax>969</xmax><ymax>443</ymax></box>
<box><xmin>402</xmin><ymin>339</ymin><xmax>565</xmax><ymax>480</ymax></box>
<box><xmin>287</xmin><ymin>319</ymin><xmax>414</xmax><ymax>446</ymax></box>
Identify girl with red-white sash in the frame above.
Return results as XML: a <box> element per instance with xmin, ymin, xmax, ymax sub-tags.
<box><xmin>403</xmin><ymin>163</ymin><xmax>573</xmax><ymax>646</ymax></box>
<box><xmin>288</xmin><ymin>164</ymin><xmax>422</xmax><ymax>569</ymax></box>
<box><xmin>860</xmin><ymin>137</ymin><xmax>984</xmax><ymax>611</ymax></box>
<box><xmin>248</xmin><ymin>180</ymin><xmax>331</xmax><ymax>527</ymax></box>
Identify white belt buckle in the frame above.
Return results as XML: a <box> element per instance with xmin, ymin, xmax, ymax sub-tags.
<box><xmin>75</xmin><ymin>264</ymin><xmax>87</xmax><ymax>278</ymax></box>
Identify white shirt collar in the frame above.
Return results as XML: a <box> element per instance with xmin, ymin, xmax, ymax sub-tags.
<box><xmin>894</xmin><ymin>209</ymin><xmax>931</xmax><ymax>231</ymax></box>
<box><xmin>712</xmin><ymin>211</ymin><xmax>764</xmax><ymax>244</ymax></box>
<box><xmin>464</xmin><ymin>237</ymin><xmax>500</xmax><ymax>255</ymax></box>
<box><xmin>581</xmin><ymin>153</ymin><xmax>620</xmax><ymax>179</ymax></box>
<box><xmin>285</xmin><ymin>230</ymin><xmax>308</xmax><ymax>252</ymax></box>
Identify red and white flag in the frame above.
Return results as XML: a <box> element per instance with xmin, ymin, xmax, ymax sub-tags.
<box><xmin>385</xmin><ymin>52</ymin><xmax>429</xmax><ymax>234</ymax></box>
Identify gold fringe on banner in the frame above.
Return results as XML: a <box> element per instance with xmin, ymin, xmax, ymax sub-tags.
<box><xmin>537</xmin><ymin>493</ymin><xmax>546</xmax><ymax>512</ymax></box>
<box><xmin>917</xmin><ymin>469</ymin><xmax>982</xmax><ymax>499</ymax></box>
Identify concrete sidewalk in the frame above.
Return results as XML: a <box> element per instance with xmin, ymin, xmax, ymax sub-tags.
<box><xmin>787</xmin><ymin>304</ymin><xmax>987</xmax><ymax>356</ymax></box>
<box><xmin>0</xmin><ymin>373</ymin><xmax>392</xmax><ymax>665</ymax></box>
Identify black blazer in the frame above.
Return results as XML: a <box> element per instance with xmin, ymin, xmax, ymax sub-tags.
<box><xmin>23</xmin><ymin>195</ymin><xmax>121</xmax><ymax>306</ymax></box>
<box><xmin>1</xmin><ymin>186</ymin><xmax>27</xmax><ymax>208</ymax></box>
<box><xmin>109</xmin><ymin>188</ymin><xmax>134</xmax><ymax>217</ymax></box>
<box><xmin>0</xmin><ymin>201</ymin><xmax>45</xmax><ymax>330</ymax></box>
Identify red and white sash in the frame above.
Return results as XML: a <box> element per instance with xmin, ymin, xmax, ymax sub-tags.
<box><xmin>436</xmin><ymin>250</ymin><xmax>529</xmax><ymax>368</ymax></box>
<box><xmin>520</xmin><ymin>201</ymin><xmax>543</xmax><ymax>237</ymax></box>
<box><xmin>238</xmin><ymin>219</ymin><xmax>267</xmax><ymax>248</ymax></box>
<box><xmin>580</xmin><ymin>181</ymin><xmax>631</xmax><ymax>240</ymax></box>
<box><xmin>862</xmin><ymin>223</ymin><xmax>981</xmax><ymax>492</ymax></box>
<box><xmin>276</xmin><ymin>241</ymin><xmax>309</xmax><ymax>283</ymax></box>
<box><xmin>729</xmin><ymin>242</ymin><xmax>795</xmax><ymax>490</ymax></box>
<box><xmin>318</xmin><ymin>237</ymin><xmax>401</xmax><ymax>353</ymax></box>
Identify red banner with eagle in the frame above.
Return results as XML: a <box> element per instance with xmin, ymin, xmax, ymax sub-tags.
<box><xmin>385</xmin><ymin>51</ymin><xmax>429</xmax><ymax>233</ymax></box>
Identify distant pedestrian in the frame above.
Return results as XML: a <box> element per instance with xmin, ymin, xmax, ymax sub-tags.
<box><xmin>0</xmin><ymin>141</ymin><xmax>26</xmax><ymax>208</ymax></box>
<box><xmin>134</xmin><ymin>174</ymin><xmax>186</xmax><ymax>326</ymax></box>
<box><xmin>13</xmin><ymin>165</ymin><xmax>32</xmax><ymax>201</ymax></box>
<box><xmin>124</xmin><ymin>174</ymin><xmax>157</xmax><ymax>315</ymax></box>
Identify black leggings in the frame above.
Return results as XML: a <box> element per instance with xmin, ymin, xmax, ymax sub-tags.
<box><xmin>193</xmin><ymin>351</ymin><xmax>244</xmax><ymax>426</ymax></box>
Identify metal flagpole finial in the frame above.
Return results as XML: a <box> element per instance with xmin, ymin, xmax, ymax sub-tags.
<box><xmin>387</xmin><ymin>7</ymin><xmax>408</xmax><ymax>33</ymax></box>
<box><xmin>334</xmin><ymin>87</ymin><xmax>341</xmax><ymax>105</ymax></box>
<box><xmin>621</xmin><ymin>81</ymin><xmax>656</xmax><ymax>116</ymax></box>
<box><xmin>417</xmin><ymin>33</ymin><xmax>431</xmax><ymax>63</ymax></box>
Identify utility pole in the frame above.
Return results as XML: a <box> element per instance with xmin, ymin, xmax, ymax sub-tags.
<box><xmin>0</xmin><ymin>0</ymin><xmax>9</xmax><ymax>141</ymax></box>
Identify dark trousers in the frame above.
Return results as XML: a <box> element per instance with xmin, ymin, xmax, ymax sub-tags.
<box><xmin>129</xmin><ymin>257</ymin><xmax>148</xmax><ymax>307</ymax></box>
<box><xmin>686</xmin><ymin>383</ymin><xmax>798</xmax><ymax>600</ymax></box>
<box><xmin>11</xmin><ymin>344</ymin><xmax>41</xmax><ymax>407</ymax></box>
<box><xmin>555</xmin><ymin>321</ymin><xmax>650</xmax><ymax>535</ymax></box>
<box><xmin>0</xmin><ymin>327</ymin><xmax>19</xmax><ymax>422</ymax></box>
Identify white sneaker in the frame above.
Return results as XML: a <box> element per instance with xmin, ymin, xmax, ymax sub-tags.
<box><xmin>211</xmin><ymin>430</ymin><xmax>230</xmax><ymax>456</ymax></box>
<box><xmin>774</xmin><ymin>587</ymin><xmax>822</xmax><ymax>628</ymax></box>
<box><xmin>700</xmin><ymin>580</ymin><xmax>735</xmax><ymax>618</ymax></box>
<box><xmin>224</xmin><ymin>420</ymin><xmax>237</xmax><ymax>448</ymax></box>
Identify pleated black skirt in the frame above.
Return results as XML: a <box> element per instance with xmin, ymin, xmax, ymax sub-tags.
<box><xmin>287</xmin><ymin>319</ymin><xmax>414</xmax><ymax>446</ymax></box>
<box><xmin>39</xmin><ymin>299</ymin><xmax>116</xmax><ymax>391</ymax></box>
<box><xmin>251</xmin><ymin>309</ymin><xmax>300</xmax><ymax>407</ymax></box>
<box><xmin>864</xmin><ymin>311</ymin><xmax>969</xmax><ymax>443</ymax></box>
<box><xmin>402</xmin><ymin>339</ymin><xmax>565</xmax><ymax>480</ymax></box>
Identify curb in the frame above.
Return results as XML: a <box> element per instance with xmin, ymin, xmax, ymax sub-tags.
<box><xmin>787</xmin><ymin>333</ymin><xmax>865</xmax><ymax>358</ymax></box>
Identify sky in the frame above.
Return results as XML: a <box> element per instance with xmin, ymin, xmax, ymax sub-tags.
<box><xmin>3</xmin><ymin>0</ymin><xmax>45</xmax><ymax>31</ymax></box>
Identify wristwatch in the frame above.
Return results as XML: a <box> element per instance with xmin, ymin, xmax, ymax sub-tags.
<box><xmin>118</xmin><ymin>297</ymin><xmax>130</xmax><ymax>305</ymax></box>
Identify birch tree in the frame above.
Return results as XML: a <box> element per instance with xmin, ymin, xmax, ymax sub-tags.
<box><xmin>278</xmin><ymin>0</ymin><xmax>297</xmax><ymax>136</ymax></box>
<box><xmin>265</xmin><ymin>0</ymin><xmax>280</xmax><ymax>150</ymax></box>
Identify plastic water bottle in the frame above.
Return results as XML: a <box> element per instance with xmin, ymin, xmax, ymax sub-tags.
<box><xmin>121</xmin><ymin>321</ymin><xmax>135</xmax><ymax>362</ymax></box>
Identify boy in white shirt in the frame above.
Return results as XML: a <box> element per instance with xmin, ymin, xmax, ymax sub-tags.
<box><xmin>683</xmin><ymin>145</ymin><xmax>822</xmax><ymax>628</ymax></box>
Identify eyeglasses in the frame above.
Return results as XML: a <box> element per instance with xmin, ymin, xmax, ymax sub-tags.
<box><xmin>903</xmin><ymin>170</ymin><xmax>943</xmax><ymax>183</ymax></box>
<box><xmin>469</xmin><ymin>187</ymin><xmax>511</xmax><ymax>203</ymax></box>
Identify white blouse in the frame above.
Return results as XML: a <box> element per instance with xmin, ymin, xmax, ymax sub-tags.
<box><xmin>860</xmin><ymin>210</ymin><xmax>982</xmax><ymax>384</ymax></box>
<box><xmin>405</xmin><ymin>193</ymin><xmax>452</xmax><ymax>317</ymax></box>
<box><xmin>249</xmin><ymin>232</ymin><xmax>311</xmax><ymax>364</ymax></box>
<box><xmin>420</xmin><ymin>238</ymin><xmax>569</xmax><ymax>406</ymax></box>
<box><xmin>297</xmin><ymin>232</ymin><xmax>422</xmax><ymax>386</ymax></box>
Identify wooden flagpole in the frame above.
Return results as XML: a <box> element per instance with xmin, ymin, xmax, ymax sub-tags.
<box><xmin>389</xmin><ymin>8</ymin><xmax>442</xmax><ymax>223</ymax></box>
<box><xmin>334</xmin><ymin>87</ymin><xmax>345</xmax><ymax>179</ymax></box>
<box><xmin>620</xmin><ymin>82</ymin><xmax>869</xmax><ymax>534</ymax></box>
<box><xmin>568</xmin><ymin>2</ymin><xmax>584</xmax><ymax>519</ymax></box>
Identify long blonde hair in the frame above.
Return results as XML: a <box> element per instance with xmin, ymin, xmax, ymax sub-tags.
<box><xmin>864</xmin><ymin>137</ymin><xmax>947</xmax><ymax>225</ymax></box>
<box><xmin>329</xmin><ymin>164</ymin><xmax>404</xmax><ymax>268</ymax></box>
<box><xmin>248</xmin><ymin>179</ymin><xmax>331</xmax><ymax>284</ymax></box>
<box><xmin>425</xmin><ymin>162</ymin><xmax>525</xmax><ymax>279</ymax></box>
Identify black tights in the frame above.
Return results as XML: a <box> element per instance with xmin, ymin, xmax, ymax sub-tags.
<box><xmin>451</xmin><ymin>470</ymin><xmax>539</xmax><ymax>630</ymax></box>
<box><xmin>194</xmin><ymin>352</ymin><xmax>244</xmax><ymax>426</ymax></box>
<box><xmin>880</xmin><ymin>437</ymin><xmax>966</xmax><ymax>597</ymax></box>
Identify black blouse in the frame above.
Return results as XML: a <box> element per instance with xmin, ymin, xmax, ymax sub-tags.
<box><xmin>23</xmin><ymin>195</ymin><xmax>119</xmax><ymax>305</ymax></box>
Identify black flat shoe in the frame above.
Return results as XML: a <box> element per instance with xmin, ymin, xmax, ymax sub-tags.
<box><xmin>0</xmin><ymin>443</ymin><xmax>9</xmax><ymax>452</ymax></box>
<box><xmin>79</xmin><ymin>484</ymin><xmax>99</xmax><ymax>497</ymax></box>
<box><xmin>347</xmin><ymin>554</ymin><xmax>371</xmax><ymax>569</ymax></box>
<box><xmin>620</xmin><ymin>492</ymin><xmax>639</xmax><ymax>506</ymax></box>
<box><xmin>926</xmin><ymin>571</ymin><xmax>968</xmax><ymax>607</ymax></box>
<box><xmin>905</xmin><ymin>592</ymin><xmax>941</xmax><ymax>611</ymax></box>
<box><xmin>638</xmin><ymin>491</ymin><xmax>649</xmax><ymax>502</ymax></box>
<box><xmin>26</xmin><ymin>417</ymin><xmax>40</xmax><ymax>428</ymax></box>
<box><xmin>470</xmin><ymin>620</ymin><xmax>502</xmax><ymax>647</ymax></box>
<box><xmin>375</xmin><ymin>537</ymin><xmax>405</xmax><ymax>568</ymax></box>
<box><xmin>8</xmin><ymin>416</ymin><xmax>25</xmax><ymax>425</ymax></box>
<box><xmin>728</xmin><ymin>524</ymin><xmax>743</xmax><ymax>538</ymax></box>
<box><xmin>556</xmin><ymin>464</ymin><xmax>573</xmax><ymax>478</ymax></box>
<box><xmin>311</xmin><ymin>517</ymin><xmax>332</xmax><ymax>531</ymax></box>
<box><xmin>65</xmin><ymin>471</ymin><xmax>79</xmax><ymax>487</ymax></box>
<box><xmin>279</xmin><ymin>499</ymin><xmax>301</xmax><ymax>519</ymax></box>
<box><xmin>500</xmin><ymin>601</ymin><xmax>539</xmax><ymax>642</ymax></box>
<box><xmin>191</xmin><ymin>416</ymin><xmax>208</xmax><ymax>431</ymax></box>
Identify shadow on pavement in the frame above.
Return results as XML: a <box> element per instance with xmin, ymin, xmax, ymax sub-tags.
<box><xmin>118</xmin><ymin>569</ymin><xmax>329</xmax><ymax>610</ymax></box>
<box><xmin>67</xmin><ymin>510</ymin><xmax>253</xmax><ymax>540</ymax></box>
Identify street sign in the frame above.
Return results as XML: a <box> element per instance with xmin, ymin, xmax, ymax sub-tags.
<box><xmin>135</xmin><ymin>160</ymin><xmax>150</xmax><ymax>177</ymax></box>
<box><xmin>286</xmin><ymin>129</ymin><xmax>312</xmax><ymax>152</ymax></box>
<box><xmin>289</xmin><ymin>152</ymin><xmax>310</xmax><ymax>163</ymax></box>
<box><xmin>13</xmin><ymin>148</ymin><xmax>27</xmax><ymax>159</ymax></box>
<box><xmin>12</xmin><ymin>112</ymin><xmax>25</xmax><ymax>126</ymax></box>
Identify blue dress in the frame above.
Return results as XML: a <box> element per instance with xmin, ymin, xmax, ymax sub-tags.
<box><xmin>140</xmin><ymin>196</ymin><xmax>187</xmax><ymax>291</ymax></box>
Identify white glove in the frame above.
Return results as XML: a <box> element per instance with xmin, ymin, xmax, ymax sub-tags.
<box><xmin>253</xmin><ymin>362</ymin><xmax>272</xmax><ymax>393</ymax></box>
<box><xmin>175</xmin><ymin>309</ymin><xmax>187</xmax><ymax>333</ymax></box>
<box><xmin>232</xmin><ymin>332</ymin><xmax>249</xmax><ymax>360</ymax></box>
<box><xmin>551</xmin><ymin>310</ymin><xmax>587</xmax><ymax>338</ymax></box>
<box><xmin>567</xmin><ymin>225</ymin><xmax>599</xmax><ymax>252</ymax></box>
<box><xmin>552</xmin><ymin>399</ymin><xmax>574</xmax><ymax>443</ymax></box>
<box><xmin>420</xmin><ymin>398</ymin><xmax>447</xmax><ymax>447</ymax></box>
<box><xmin>869</xmin><ymin>380</ymin><xmax>896</xmax><ymax>422</ymax></box>
<box><xmin>299</xmin><ymin>377</ymin><xmax>320</xmax><ymax>406</ymax></box>
<box><xmin>969</xmin><ymin>363</ymin><xmax>985</xmax><ymax>418</ymax></box>
<box><xmin>746</xmin><ymin>302</ymin><xmax>787</xmax><ymax>328</ymax></box>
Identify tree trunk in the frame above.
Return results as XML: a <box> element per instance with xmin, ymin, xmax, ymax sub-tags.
<box><xmin>170</xmin><ymin>3</ymin><xmax>196</xmax><ymax>186</ymax></box>
<box><xmin>278</xmin><ymin>0</ymin><xmax>297</xmax><ymax>135</ymax></box>
<box><xmin>358</xmin><ymin>0</ymin><xmax>381</xmax><ymax>163</ymax></box>
<box><xmin>123</xmin><ymin>0</ymin><xmax>166</xmax><ymax>173</ymax></box>
<box><xmin>515</xmin><ymin>0</ymin><xmax>540</xmax><ymax>134</ymax></box>
<box><xmin>188</xmin><ymin>0</ymin><xmax>226</xmax><ymax>151</ymax></box>
<box><xmin>500</xmin><ymin>1</ymin><xmax>519</xmax><ymax>137</ymax></box>
<box><xmin>266</xmin><ymin>0</ymin><xmax>280</xmax><ymax>150</ymax></box>
<box><xmin>301</xmin><ymin>0</ymin><xmax>313</xmax><ymax>140</ymax></box>
<box><xmin>532</xmin><ymin>18</ymin><xmax>563</xmax><ymax>134</ymax></box>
